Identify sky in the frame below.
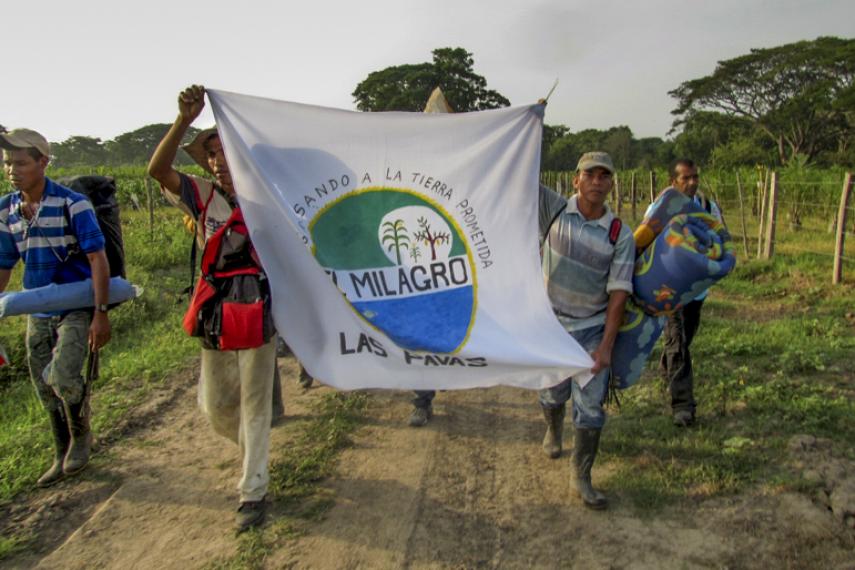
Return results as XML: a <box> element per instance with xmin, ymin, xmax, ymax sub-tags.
<box><xmin>2</xmin><ymin>0</ymin><xmax>852</xmax><ymax>143</ymax></box>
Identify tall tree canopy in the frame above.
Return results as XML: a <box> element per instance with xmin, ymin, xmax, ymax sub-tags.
<box><xmin>50</xmin><ymin>124</ymin><xmax>200</xmax><ymax>168</ymax></box>
<box><xmin>353</xmin><ymin>47</ymin><xmax>510</xmax><ymax>112</ymax></box>
<box><xmin>670</xmin><ymin>36</ymin><xmax>855</xmax><ymax>164</ymax></box>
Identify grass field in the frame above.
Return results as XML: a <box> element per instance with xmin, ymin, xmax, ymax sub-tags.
<box><xmin>603</xmin><ymin>208</ymin><xmax>855</xmax><ymax>510</ymax></box>
<box><xmin>1</xmin><ymin>170</ymin><xmax>853</xmax><ymax>562</ymax></box>
<box><xmin>0</xmin><ymin>206</ymin><xmax>198</xmax><ymax>502</ymax></box>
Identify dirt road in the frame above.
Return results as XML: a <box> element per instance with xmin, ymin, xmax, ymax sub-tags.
<box><xmin>2</xmin><ymin>356</ymin><xmax>853</xmax><ymax>569</ymax></box>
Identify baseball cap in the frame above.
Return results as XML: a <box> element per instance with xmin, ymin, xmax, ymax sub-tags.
<box><xmin>0</xmin><ymin>128</ymin><xmax>51</xmax><ymax>158</ymax></box>
<box><xmin>575</xmin><ymin>151</ymin><xmax>615</xmax><ymax>174</ymax></box>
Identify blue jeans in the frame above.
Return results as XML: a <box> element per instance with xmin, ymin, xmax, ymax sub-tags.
<box><xmin>539</xmin><ymin>325</ymin><xmax>609</xmax><ymax>429</ymax></box>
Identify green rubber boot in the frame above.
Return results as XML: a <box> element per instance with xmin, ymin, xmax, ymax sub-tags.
<box><xmin>63</xmin><ymin>397</ymin><xmax>92</xmax><ymax>475</ymax></box>
<box><xmin>573</xmin><ymin>428</ymin><xmax>607</xmax><ymax>510</ymax></box>
<box><xmin>38</xmin><ymin>407</ymin><xmax>70</xmax><ymax>487</ymax></box>
<box><xmin>541</xmin><ymin>405</ymin><xmax>565</xmax><ymax>459</ymax></box>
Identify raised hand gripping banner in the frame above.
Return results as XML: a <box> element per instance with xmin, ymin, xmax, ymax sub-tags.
<box><xmin>208</xmin><ymin>90</ymin><xmax>593</xmax><ymax>391</ymax></box>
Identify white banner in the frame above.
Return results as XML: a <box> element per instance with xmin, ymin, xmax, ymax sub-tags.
<box><xmin>208</xmin><ymin>90</ymin><xmax>593</xmax><ymax>390</ymax></box>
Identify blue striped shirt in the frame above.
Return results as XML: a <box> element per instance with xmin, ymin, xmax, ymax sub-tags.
<box><xmin>539</xmin><ymin>186</ymin><xmax>635</xmax><ymax>332</ymax></box>
<box><xmin>0</xmin><ymin>178</ymin><xmax>105</xmax><ymax>290</ymax></box>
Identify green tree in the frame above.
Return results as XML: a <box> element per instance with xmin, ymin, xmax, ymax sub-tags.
<box><xmin>602</xmin><ymin>126</ymin><xmax>634</xmax><ymax>170</ymax></box>
<box><xmin>670</xmin><ymin>36</ymin><xmax>855</xmax><ymax>164</ymax></box>
<box><xmin>353</xmin><ymin>47</ymin><xmax>510</xmax><ymax>112</ymax></box>
<box><xmin>51</xmin><ymin>136</ymin><xmax>108</xmax><ymax>168</ymax></box>
<box><xmin>542</xmin><ymin>135</ymin><xmax>578</xmax><ymax>171</ymax></box>
<box><xmin>104</xmin><ymin>123</ymin><xmax>200</xmax><ymax>165</ymax></box>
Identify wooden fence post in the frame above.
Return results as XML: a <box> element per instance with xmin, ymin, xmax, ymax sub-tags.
<box><xmin>832</xmin><ymin>172</ymin><xmax>854</xmax><ymax>284</ymax></box>
<box><xmin>762</xmin><ymin>172</ymin><xmax>779</xmax><ymax>259</ymax></box>
<box><xmin>757</xmin><ymin>170</ymin><xmax>769</xmax><ymax>258</ymax></box>
<box><xmin>614</xmin><ymin>173</ymin><xmax>622</xmax><ymax>217</ymax></box>
<box><xmin>144</xmin><ymin>177</ymin><xmax>155</xmax><ymax>241</ymax></box>
<box><xmin>630</xmin><ymin>172</ymin><xmax>637</xmax><ymax>220</ymax></box>
<box><xmin>735</xmin><ymin>171</ymin><xmax>750</xmax><ymax>259</ymax></box>
<box><xmin>648</xmin><ymin>171</ymin><xmax>656</xmax><ymax>204</ymax></box>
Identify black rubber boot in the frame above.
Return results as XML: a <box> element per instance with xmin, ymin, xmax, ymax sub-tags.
<box><xmin>63</xmin><ymin>396</ymin><xmax>92</xmax><ymax>475</ymax></box>
<box><xmin>38</xmin><ymin>407</ymin><xmax>70</xmax><ymax>487</ymax></box>
<box><xmin>541</xmin><ymin>405</ymin><xmax>565</xmax><ymax>459</ymax></box>
<box><xmin>573</xmin><ymin>428</ymin><xmax>607</xmax><ymax>510</ymax></box>
<box><xmin>408</xmin><ymin>405</ymin><xmax>433</xmax><ymax>427</ymax></box>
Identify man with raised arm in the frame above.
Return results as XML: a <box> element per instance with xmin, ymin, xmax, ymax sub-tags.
<box><xmin>148</xmin><ymin>85</ymin><xmax>276</xmax><ymax>532</ymax></box>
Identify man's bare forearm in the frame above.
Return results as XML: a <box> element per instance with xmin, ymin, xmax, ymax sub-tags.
<box><xmin>147</xmin><ymin>115</ymin><xmax>191</xmax><ymax>194</ymax></box>
<box><xmin>87</xmin><ymin>251</ymin><xmax>110</xmax><ymax>306</ymax></box>
<box><xmin>600</xmin><ymin>290</ymin><xmax>629</xmax><ymax>352</ymax></box>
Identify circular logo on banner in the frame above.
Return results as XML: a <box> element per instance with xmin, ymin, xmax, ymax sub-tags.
<box><xmin>310</xmin><ymin>188</ymin><xmax>476</xmax><ymax>353</ymax></box>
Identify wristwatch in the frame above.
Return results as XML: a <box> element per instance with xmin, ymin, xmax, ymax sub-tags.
<box><xmin>96</xmin><ymin>304</ymin><xmax>109</xmax><ymax>313</ymax></box>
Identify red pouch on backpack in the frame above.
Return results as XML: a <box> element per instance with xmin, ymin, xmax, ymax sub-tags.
<box><xmin>218</xmin><ymin>299</ymin><xmax>265</xmax><ymax>350</ymax></box>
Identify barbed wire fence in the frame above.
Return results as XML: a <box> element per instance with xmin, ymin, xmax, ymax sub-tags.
<box><xmin>541</xmin><ymin>169</ymin><xmax>855</xmax><ymax>285</ymax></box>
<box><xmin>2</xmin><ymin>167</ymin><xmax>853</xmax><ymax>284</ymax></box>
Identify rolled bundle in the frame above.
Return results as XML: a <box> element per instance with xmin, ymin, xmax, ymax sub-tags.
<box><xmin>612</xmin><ymin>187</ymin><xmax>735</xmax><ymax>390</ymax></box>
<box><xmin>633</xmin><ymin>187</ymin><xmax>697</xmax><ymax>253</ymax></box>
<box><xmin>610</xmin><ymin>300</ymin><xmax>665</xmax><ymax>389</ymax></box>
<box><xmin>0</xmin><ymin>277</ymin><xmax>141</xmax><ymax>318</ymax></box>
<box><xmin>632</xmin><ymin>212</ymin><xmax>735</xmax><ymax>315</ymax></box>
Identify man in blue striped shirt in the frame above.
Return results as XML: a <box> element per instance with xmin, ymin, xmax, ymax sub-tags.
<box><xmin>0</xmin><ymin>129</ymin><xmax>111</xmax><ymax>487</ymax></box>
<box><xmin>539</xmin><ymin>151</ymin><xmax>634</xmax><ymax>509</ymax></box>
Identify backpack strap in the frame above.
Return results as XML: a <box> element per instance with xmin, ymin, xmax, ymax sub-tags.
<box><xmin>196</xmin><ymin>185</ymin><xmax>218</xmax><ymax>242</ymax></box>
<box><xmin>608</xmin><ymin>218</ymin><xmax>622</xmax><ymax>246</ymax></box>
<box><xmin>186</xmin><ymin>187</ymin><xmax>218</xmax><ymax>294</ymax></box>
<box><xmin>541</xmin><ymin>203</ymin><xmax>567</xmax><ymax>255</ymax></box>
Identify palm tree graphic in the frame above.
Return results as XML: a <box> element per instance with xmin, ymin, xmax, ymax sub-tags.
<box><xmin>381</xmin><ymin>219</ymin><xmax>410</xmax><ymax>265</ymax></box>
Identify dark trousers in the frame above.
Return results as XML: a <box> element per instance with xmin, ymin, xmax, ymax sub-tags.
<box><xmin>412</xmin><ymin>390</ymin><xmax>436</xmax><ymax>409</ymax></box>
<box><xmin>660</xmin><ymin>299</ymin><xmax>704</xmax><ymax>414</ymax></box>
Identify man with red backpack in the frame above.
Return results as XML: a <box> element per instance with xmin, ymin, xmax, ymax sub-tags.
<box><xmin>148</xmin><ymin>85</ymin><xmax>275</xmax><ymax>532</ymax></box>
<box><xmin>538</xmin><ymin>151</ymin><xmax>634</xmax><ymax>510</ymax></box>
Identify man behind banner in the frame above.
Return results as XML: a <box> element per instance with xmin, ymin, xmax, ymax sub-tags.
<box><xmin>647</xmin><ymin>159</ymin><xmax>724</xmax><ymax>428</ymax></box>
<box><xmin>148</xmin><ymin>85</ymin><xmax>276</xmax><ymax>532</ymax></box>
<box><xmin>538</xmin><ymin>151</ymin><xmax>633</xmax><ymax>509</ymax></box>
<box><xmin>1</xmin><ymin>129</ymin><xmax>112</xmax><ymax>486</ymax></box>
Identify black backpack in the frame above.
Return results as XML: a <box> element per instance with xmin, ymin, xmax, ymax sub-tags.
<box><xmin>58</xmin><ymin>175</ymin><xmax>126</xmax><ymax>278</ymax></box>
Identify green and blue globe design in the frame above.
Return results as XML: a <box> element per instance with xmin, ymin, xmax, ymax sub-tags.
<box><xmin>310</xmin><ymin>188</ymin><xmax>476</xmax><ymax>353</ymax></box>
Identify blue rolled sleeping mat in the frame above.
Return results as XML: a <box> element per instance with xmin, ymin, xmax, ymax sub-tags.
<box><xmin>610</xmin><ymin>300</ymin><xmax>665</xmax><ymax>389</ymax></box>
<box><xmin>0</xmin><ymin>277</ymin><xmax>139</xmax><ymax>318</ymax></box>
<box><xmin>610</xmin><ymin>188</ymin><xmax>736</xmax><ymax>389</ymax></box>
